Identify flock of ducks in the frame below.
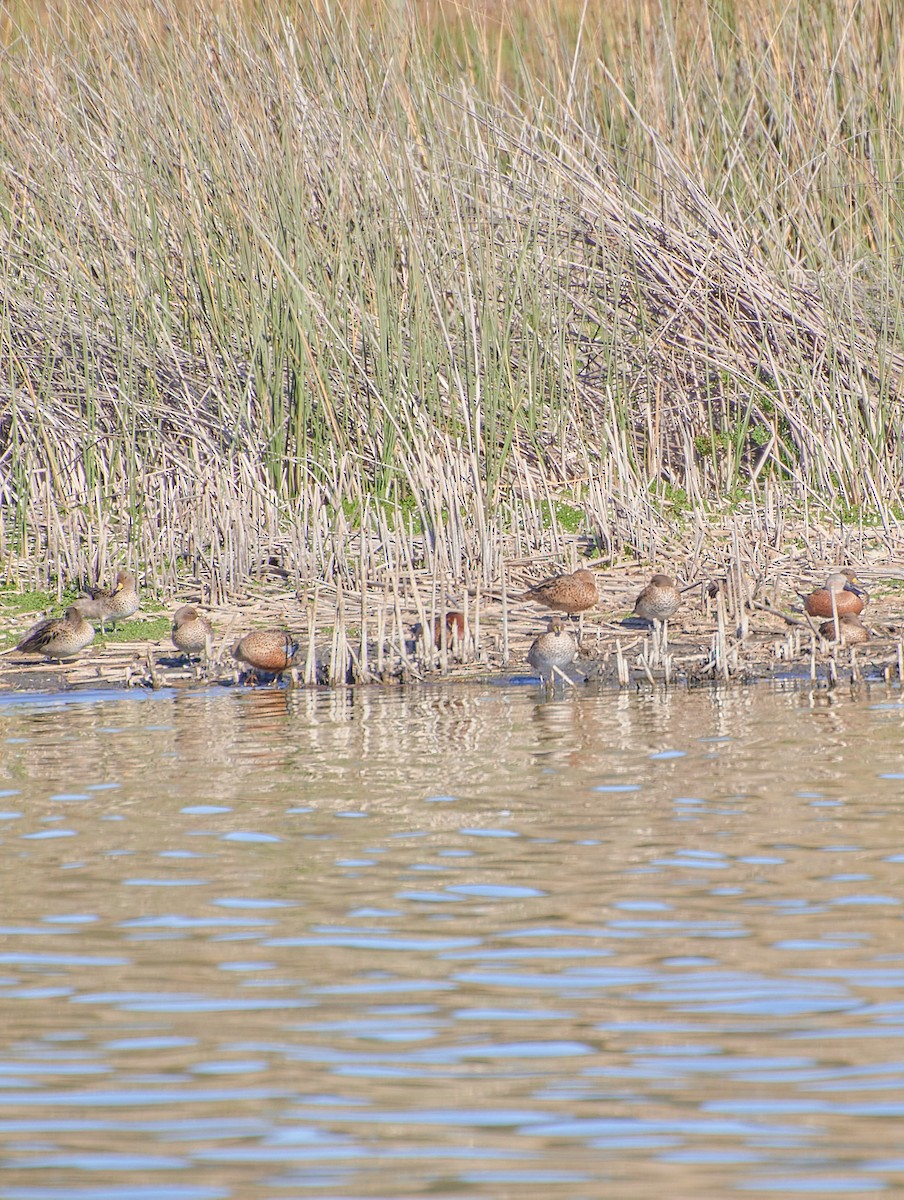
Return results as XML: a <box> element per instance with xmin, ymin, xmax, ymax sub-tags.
<box><xmin>9</xmin><ymin>570</ymin><xmax>299</xmax><ymax>680</ymax></box>
<box><xmin>15</xmin><ymin>572</ymin><xmax>141</xmax><ymax>659</ymax></box>
<box><xmin>521</xmin><ymin>564</ymin><xmax>870</xmax><ymax>679</ymax></box>
<box><xmin>8</xmin><ymin>563</ymin><xmax>872</xmax><ymax>683</ymax></box>
<box><xmin>523</xmin><ymin>567</ymin><xmax>686</xmax><ymax>678</ymax></box>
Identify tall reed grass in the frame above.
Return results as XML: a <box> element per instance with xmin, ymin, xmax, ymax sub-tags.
<box><xmin>1</xmin><ymin>0</ymin><xmax>903</xmax><ymax>599</ymax></box>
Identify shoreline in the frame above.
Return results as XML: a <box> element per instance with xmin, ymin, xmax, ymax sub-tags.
<box><xmin>2</xmin><ymin>562</ymin><xmax>902</xmax><ymax>696</ymax></box>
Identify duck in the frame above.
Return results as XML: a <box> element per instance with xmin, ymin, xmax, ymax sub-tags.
<box><xmin>78</xmin><ymin>570</ymin><xmax>140</xmax><ymax>625</ymax></box>
<box><xmin>633</xmin><ymin>574</ymin><xmax>682</xmax><ymax>625</ymax></box>
<box><xmin>172</xmin><ymin>606</ymin><xmax>213</xmax><ymax>658</ymax></box>
<box><xmin>70</xmin><ymin>594</ymin><xmax>116</xmax><ymax>633</ymax></box>
<box><xmin>527</xmin><ymin>618</ymin><xmax>578</xmax><ymax>678</ymax></box>
<box><xmin>518</xmin><ymin>568</ymin><xmax>598</xmax><ymax>615</ymax></box>
<box><xmin>818</xmin><ymin>613</ymin><xmax>870</xmax><ymax>645</ymax></box>
<box><xmin>232</xmin><ymin>629</ymin><xmax>298</xmax><ymax>679</ymax></box>
<box><xmin>16</xmin><ymin>606</ymin><xmax>95</xmax><ymax>660</ymax></box>
<box><xmin>418</xmin><ymin>611</ymin><xmax>466</xmax><ymax>648</ymax></box>
<box><xmin>801</xmin><ymin>571</ymin><xmax>865</xmax><ymax>619</ymax></box>
<box><xmin>839</xmin><ymin>567</ymin><xmax>869</xmax><ymax>605</ymax></box>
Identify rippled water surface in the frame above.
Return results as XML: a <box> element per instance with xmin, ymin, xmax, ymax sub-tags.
<box><xmin>2</xmin><ymin>680</ymin><xmax>904</xmax><ymax>1199</ymax></box>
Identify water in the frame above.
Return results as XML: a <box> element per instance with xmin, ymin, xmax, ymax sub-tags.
<box><xmin>1</xmin><ymin>680</ymin><xmax>904</xmax><ymax>1198</ymax></box>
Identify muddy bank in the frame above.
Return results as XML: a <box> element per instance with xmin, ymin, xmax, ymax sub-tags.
<box><xmin>2</xmin><ymin>560</ymin><xmax>903</xmax><ymax>695</ymax></box>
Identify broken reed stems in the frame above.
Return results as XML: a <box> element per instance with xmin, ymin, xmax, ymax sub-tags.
<box><xmin>714</xmin><ymin>588</ymin><xmax>730</xmax><ymax>682</ymax></box>
<box><xmin>615</xmin><ymin>638</ymin><xmax>629</xmax><ymax>688</ymax></box>
<box><xmin>304</xmin><ymin>588</ymin><xmax>318</xmax><ymax>686</ymax></box>
<box><xmin>499</xmin><ymin>561</ymin><xmax>510</xmax><ymax>667</ymax></box>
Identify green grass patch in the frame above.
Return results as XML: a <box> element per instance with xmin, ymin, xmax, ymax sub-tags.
<box><xmin>0</xmin><ymin>586</ymin><xmax>82</xmax><ymax>614</ymax></box>
<box><xmin>0</xmin><ymin>588</ymin><xmax>56</xmax><ymax>615</ymax></box>
<box><xmin>98</xmin><ymin>617</ymin><xmax>171</xmax><ymax>645</ymax></box>
<box><xmin>525</xmin><ymin>499</ymin><xmax>588</xmax><ymax>535</ymax></box>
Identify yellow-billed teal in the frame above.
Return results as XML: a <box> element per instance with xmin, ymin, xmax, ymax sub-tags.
<box><xmin>801</xmin><ymin>571</ymin><xmax>865</xmax><ymax>619</ymax></box>
<box><xmin>71</xmin><ymin>595</ymin><xmax>115</xmax><ymax>632</ymax></box>
<box><xmin>527</xmin><ymin>618</ymin><xmax>578</xmax><ymax>677</ymax></box>
<box><xmin>83</xmin><ymin>570</ymin><xmax>140</xmax><ymax>624</ymax></box>
<box><xmin>172</xmin><ymin>606</ymin><xmax>213</xmax><ymax>657</ymax></box>
<box><xmin>233</xmin><ymin>629</ymin><xmax>298</xmax><ymax>677</ymax></box>
<box><xmin>633</xmin><ymin>574</ymin><xmax>682</xmax><ymax>624</ymax></box>
<box><xmin>16</xmin><ymin>606</ymin><xmax>95</xmax><ymax>660</ymax></box>
<box><xmin>819</xmin><ymin>613</ymin><xmax>870</xmax><ymax>645</ymax></box>
<box><xmin>840</xmin><ymin>567</ymin><xmax>870</xmax><ymax>605</ymax></box>
<box><xmin>519</xmin><ymin>568</ymin><xmax>598</xmax><ymax>615</ymax></box>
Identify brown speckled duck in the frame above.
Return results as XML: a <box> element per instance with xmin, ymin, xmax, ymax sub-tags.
<box><xmin>71</xmin><ymin>595</ymin><xmax>116</xmax><ymax>632</ymax></box>
<box><xmin>78</xmin><ymin>570</ymin><xmax>140</xmax><ymax>625</ymax></box>
<box><xmin>527</xmin><ymin>618</ymin><xmax>578</xmax><ymax>678</ymax></box>
<box><xmin>519</xmin><ymin>568</ymin><xmax>598</xmax><ymax>616</ymax></box>
<box><xmin>172</xmin><ymin>606</ymin><xmax>213</xmax><ymax>658</ymax></box>
<box><xmin>16</xmin><ymin>606</ymin><xmax>95</xmax><ymax>660</ymax></box>
<box><xmin>819</xmin><ymin>613</ymin><xmax>870</xmax><ymax>645</ymax></box>
<box><xmin>633</xmin><ymin>574</ymin><xmax>682</xmax><ymax>625</ymax></box>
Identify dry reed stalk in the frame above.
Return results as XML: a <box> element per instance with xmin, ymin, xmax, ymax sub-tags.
<box><xmin>472</xmin><ymin>582</ymin><xmax>483</xmax><ymax>663</ymax></box>
<box><xmin>714</xmin><ymin>588</ymin><xmax>730</xmax><ymax>681</ymax></box>
<box><xmin>388</xmin><ymin>571</ymin><xmax>418</xmax><ymax>676</ymax></box>
<box><xmin>731</xmin><ymin>530</ymin><xmax>749</xmax><ymax>641</ymax></box>
<box><xmin>334</xmin><ymin>581</ymin><xmax>349</xmax><ymax>685</ymax></box>
<box><xmin>328</xmin><ymin>613</ymin><xmax>340</xmax><ymax>686</ymax></box>
<box><xmin>358</xmin><ymin>536</ymin><xmax>369</xmax><ymax>679</ymax></box>
<box><xmin>461</xmin><ymin>588</ymin><xmax>471</xmax><ymax>664</ymax></box>
<box><xmin>827</xmin><ymin>654</ymin><xmax>838</xmax><ymax>689</ymax></box>
<box><xmin>433</xmin><ymin>566</ymin><xmax>447</xmax><ymax>674</ymax></box>
<box><xmin>849</xmin><ymin>648</ymin><xmax>861</xmax><ymax>687</ymax></box>
<box><xmin>375</xmin><ymin>590</ymin><xmax>387</xmax><ymax>677</ymax></box>
<box><xmin>145</xmin><ymin>649</ymin><xmax>161</xmax><ymax>689</ymax></box>
<box><xmin>210</xmin><ymin>615</ymin><xmax>238</xmax><ymax>667</ymax></box>
<box><xmin>499</xmin><ymin>560</ymin><xmax>510</xmax><ymax>666</ymax></box>
<box><xmin>304</xmin><ymin>588</ymin><xmax>319</xmax><ymax>686</ymax></box>
<box><xmin>399</xmin><ymin>528</ymin><xmax>432</xmax><ymax>670</ymax></box>
<box><xmin>615</xmin><ymin>638</ymin><xmax>629</xmax><ymax>687</ymax></box>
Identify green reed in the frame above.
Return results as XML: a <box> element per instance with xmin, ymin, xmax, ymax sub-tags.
<box><xmin>1</xmin><ymin>0</ymin><xmax>903</xmax><ymax>600</ymax></box>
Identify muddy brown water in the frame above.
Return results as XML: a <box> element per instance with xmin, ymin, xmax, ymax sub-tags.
<box><xmin>1</xmin><ymin>679</ymin><xmax>904</xmax><ymax>1199</ymax></box>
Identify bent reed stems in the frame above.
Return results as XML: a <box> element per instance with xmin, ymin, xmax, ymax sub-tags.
<box><xmin>1</xmin><ymin>0</ymin><xmax>904</xmax><ymax>611</ymax></box>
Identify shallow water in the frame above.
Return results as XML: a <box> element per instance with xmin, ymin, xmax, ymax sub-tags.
<box><xmin>1</xmin><ymin>679</ymin><xmax>904</xmax><ymax>1199</ymax></box>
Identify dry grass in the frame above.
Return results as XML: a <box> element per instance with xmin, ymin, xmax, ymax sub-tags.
<box><xmin>1</xmin><ymin>0</ymin><xmax>904</xmax><ymax>613</ymax></box>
